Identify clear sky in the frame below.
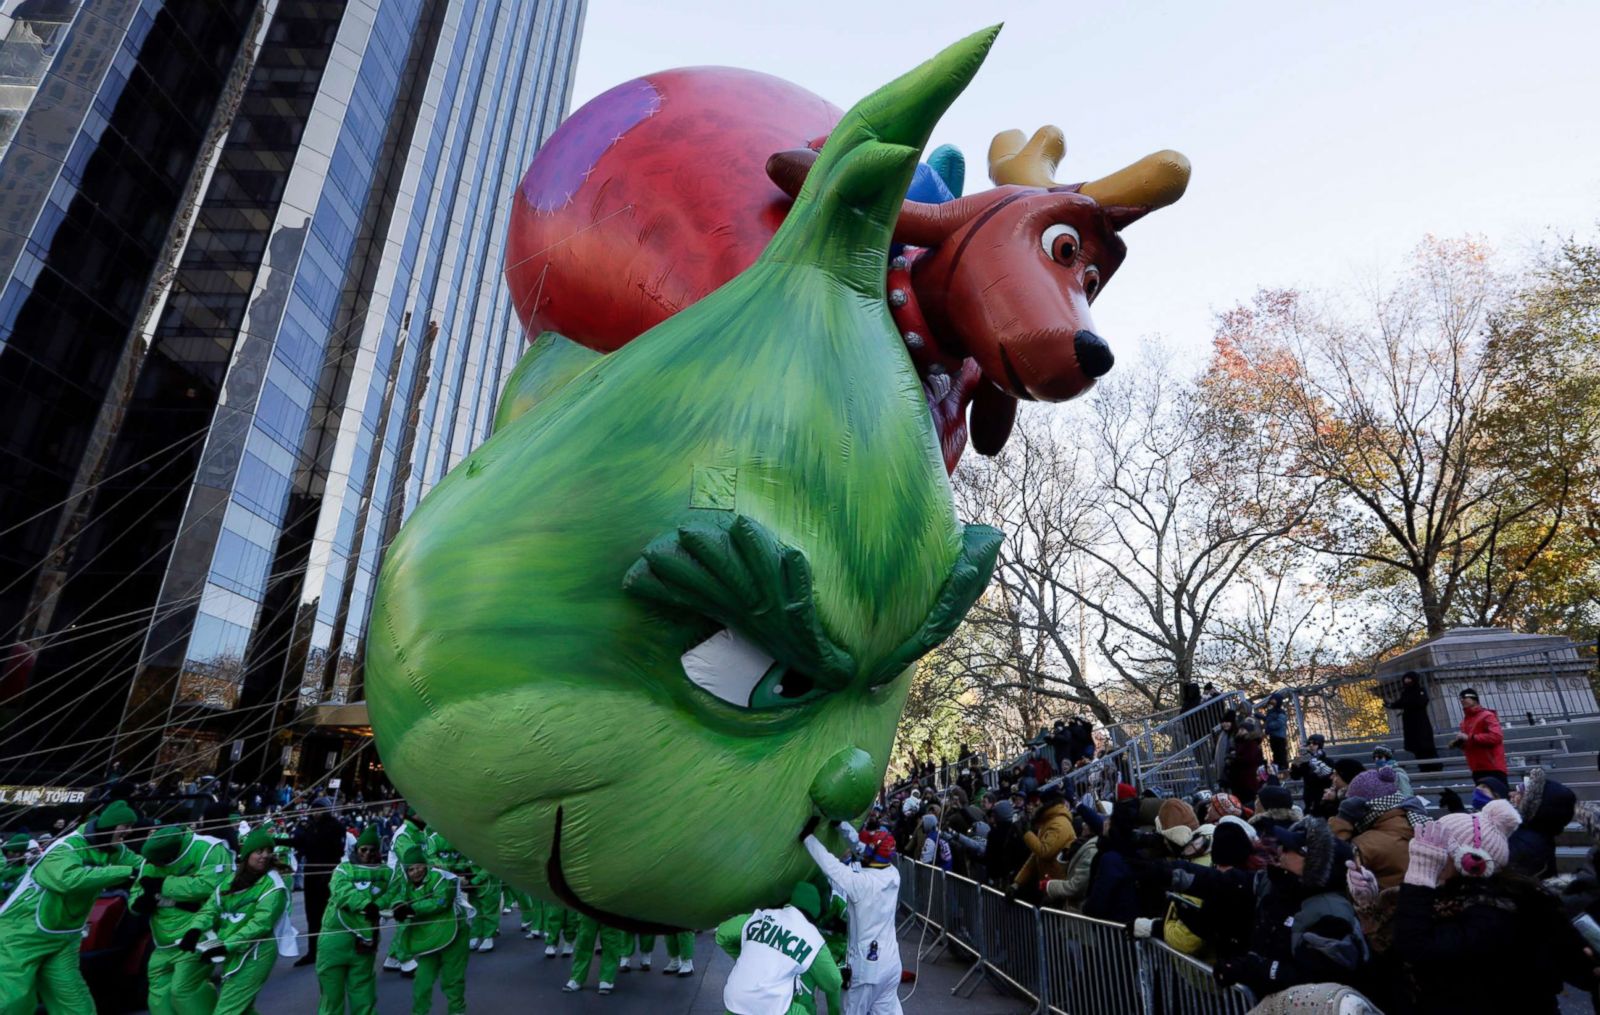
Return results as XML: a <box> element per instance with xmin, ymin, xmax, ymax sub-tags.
<box><xmin>567</xmin><ymin>1</ymin><xmax>1600</xmax><ymax>366</ymax></box>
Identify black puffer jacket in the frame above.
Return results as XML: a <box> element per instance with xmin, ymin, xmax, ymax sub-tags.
<box><xmin>1509</xmin><ymin>768</ymin><xmax>1577</xmax><ymax>879</ymax></box>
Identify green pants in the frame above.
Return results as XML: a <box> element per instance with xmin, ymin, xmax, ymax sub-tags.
<box><xmin>511</xmin><ymin>890</ymin><xmax>542</xmax><ymax>925</ymax></box>
<box><xmin>468</xmin><ymin>882</ymin><xmax>501</xmax><ymax>941</ymax></box>
<box><xmin>570</xmin><ymin>917</ymin><xmax>629</xmax><ymax>985</ymax></box>
<box><xmin>148</xmin><ymin>945</ymin><xmax>217</xmax><ymax>1015</ymax></box>
<box><xmin>213</xmin><ymin>945</ymin><xmax>278</xmax><ymax>1015</ymax></box>
<box><xmin>316</xmin><ymin>929</ymin><xmax>378</xmax><ymax>1015</ymax></box>
<box><xmin>637</xmin><ymin>931</ymin><xmax>694</xmax><ymax>960</ymax></box>
<box><xmin>410</xmin><ymin>932</ymin><xmax>469</xmax><ymax>1015</ymax></box>
<box><xmin>0</xmin><ymin>930</ymin><xmax>92</xmax><ymax>1015</ymax></box>
<box><xmin>542</xmin><ymin>905</ymin><xmax>579</xmax><ymax>944</ymax></box>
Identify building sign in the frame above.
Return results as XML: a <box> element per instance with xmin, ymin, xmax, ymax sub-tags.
<box><xmin>0</xmin><ymin>785</ymin><xmax>89</xmax><ymax>806</ymax></box>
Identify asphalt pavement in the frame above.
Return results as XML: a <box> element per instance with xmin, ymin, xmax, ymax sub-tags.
<box><xmin>252</xmin><ymin>906</ymin><xmax>1030</xmax><ymax>1013</ymax></box>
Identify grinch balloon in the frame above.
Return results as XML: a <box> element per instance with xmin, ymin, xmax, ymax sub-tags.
<box><xmin>367</xmin><ymin>26</ymin><xmax>1186</xmax><ymax>931</ymax></box>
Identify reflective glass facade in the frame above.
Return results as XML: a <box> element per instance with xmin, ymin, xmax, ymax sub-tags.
<box><xmin>0</xmin><ymin>0</ymin><xmax>585</xmax><ymax>783</ymax></box>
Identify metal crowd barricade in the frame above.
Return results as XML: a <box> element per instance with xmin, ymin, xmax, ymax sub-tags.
<box><xmin>892</xmin><ymin>857</ymin><xmax>1258</xmax><ymax>1015</ymax></box>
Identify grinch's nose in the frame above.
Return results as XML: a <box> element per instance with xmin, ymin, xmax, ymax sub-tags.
<box><xmin>809</xmin><ymin>748</ymin><xmax>878</xmax><ymax>820</ymax></box>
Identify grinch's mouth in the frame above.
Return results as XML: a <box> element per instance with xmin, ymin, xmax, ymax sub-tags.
<box><xmin>547</xmin><ymin>806</ymin><xmax>686</xmax><ymax>935</ymax></box>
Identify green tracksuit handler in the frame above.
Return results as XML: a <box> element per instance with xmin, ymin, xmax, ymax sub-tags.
<box><xmin>636</xmin><ymin>930</ymin><xmax>696</xmax><ymax>975</ymax></box>
<box><xmin>180</xmin><ymin>825</ymin><xmax>297</xmax><ymax>1015</ymax></box>
<box><xmin>510</xmin><ymin>887</ymin><xmax>543</xmax><ymax>938</ymax></box>
<box><xmin>0</xmin><ymin>800</ymin><xmax>141</xmax><ymax>1014</ymax></box>
<box><xmin>383</xmin><ymin>811</ymin><xmax>429</xmax><ymax>973</ymax></box>
<box><xmin>317</xmin><ymin>825</ymin><xmax>404</xmax><ymax>1015</ymax></box>
<box><xmin>392</xmin><ymin>844</ymin><xmax>470</xmax><ymax>1015</ymax></box>
<box><xmin>542</xmin><ymin>904</ymin><xmax>579</xmax><ymax>957</ymax></box>
<box><xmin>466</xmin><ymin>863</ymin><xmax>501</xmax><ymax>951</ymax></box>
<box><xmin>0</xmin><ymin>834</ymin><xmax>31</xmax><ymax>901</ymax></box>
<box><xmin>131</xmin><ymin>824</ymin><xmax>235</xmax><ymax>1015</ymax></box>
<box><xmin>564</xmin><ymin>915</ymin><xmax>631</xmax><ymax>995</ymax></box>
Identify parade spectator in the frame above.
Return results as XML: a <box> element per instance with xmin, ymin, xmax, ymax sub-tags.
<box><xmin>1289</xmin><ymin>735</ymin><xmax>1334</xmax><ymax>813</ymax></box>
<box><xmin>1012</xmin><ymin>790</ymin><xmax>1074</xmax><ymax>892</ymax></box>
<box><xmin>1449</xmin><ymin>687</ymin><xmax>1507</xmax><ymax>782</ymax></box>
<box><xmin>1263</xmin><ymin>694</ymin><xmax>1291</xmax><ymax>769</ymax></box>
<box><xmin>1384</xmin><ymin>671</ymin><xmax>1440</xmax><ymax>772</ymax></box>
<box><xmin>1228</xmin><ymin>719</ymin><xmax>1267</xmax><ymax>807</ymax></box>
<box><xmin>1509</xmin><ymin>767</ymin><xmax>1578</xmax><ymax>879</ymax></box>
<box><xmin>1368</xmin><ymin>746</ymin><xmax>1413</xmax><ymax>797</ymax></box>
<box><xmin>1329</xmin><ymin>766</ymin><xmax>1424</xmax><ymax>889</ymax></box>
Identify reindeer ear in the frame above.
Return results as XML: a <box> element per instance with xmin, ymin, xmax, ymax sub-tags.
<box><xmin>1102</xmin><ymin>205</ymin><xmax>1151</xmax><ymax>232</ymax></box>
<box><xmin>766</xmin><ymin>148</ymin><xmax>819</xmax><ymax>198</ymax></box>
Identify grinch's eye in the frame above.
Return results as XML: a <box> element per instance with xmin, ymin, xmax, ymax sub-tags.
<box><xmin>680</xmin><ymin>629</ymin><xmax>824</xmax><ymax>710</ymax></box>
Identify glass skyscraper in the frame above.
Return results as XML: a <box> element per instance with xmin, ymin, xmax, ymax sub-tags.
<box><xmin>0</xmin><ymin>0</ymin><xmax>585</xmax><ymax>791</ymax></box>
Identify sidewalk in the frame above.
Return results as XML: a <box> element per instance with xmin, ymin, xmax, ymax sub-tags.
<box><xmin>253</xmin><ymin>909</ymin><xmax>1031</xmax><ymax>1012</ymax></box>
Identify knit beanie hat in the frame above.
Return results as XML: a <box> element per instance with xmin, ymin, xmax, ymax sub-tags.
<box><xmin>399</xmin><ymin>844</ymin><xmax>426</xmax><ymax>866</ymax></box>
<box><xmin>1115</xmin><ymin>783</ymin><xmax>1138</xmax><ymax>801</ymax></box>
<box><xmin>4</xmin><ymin>832</ymin><xmax>31</xmax><ymax>854</ymax></box>
<box><xmin>1206</xmin><ymin>794</ymin><xmax>1244</xmax><ymax>824</ymax></box>
<box><xmin>1332</xmin><ymin>759</ymin><xmax>1366</xmax><ymax>785</ymax></box>
<box><xmin>1518</xmin><ymin>768</ymin><xmax>1548</xmax><ymax>822</ymax></box>
<box><xmin>921</xmin><ymin>813</ymin><xmax>938</xmax><ymax>832</ymax></box>
<box><xmin>140</xmin><ymin>825</ymin><xmax>189</xmax><ymax>865</ymax></box>
<box><xmin>1216</xmin><ymin>814</ymin><xmax>1258</xmax><ymax>842</ymax></box>
<box><xmin>95</xmin><ymin>800</ymin><xmax>138</xmax><ymax>830</ymax></box>
<box><xmin>1257</xmin><ymin>784</ymin><xmax>1293</xmax><ymax>812</ymax></box>
<box><xmin>789</xmin><ymin>881</ymin><xmax>823</xmax><ymax>921</ymax></box>
<box><xmin>1476</xmin><ymin>775</ymin><xmax>1510</xmax><ymax>801</ymax></box>
<box><xmin>1212</xmin><ymin>821</ymin><xmax>1253</xmax><ymax>868</ymax></box>
<box><xmin>1347</xmin><ymin>765</ymin><xmax>1398</xmax><ymax>802</ymax></box>
<box><xmin>1275</xmin><ymin>817</ymin><xmax>1338</xmax><ymax>890</ymax></box>
<box><xmin>1156</xmin><ymin>799</ymin><xmax>1200</xmax><ymax>850</ymax></box>
<box><xmin>355</xmin><ymin>824</ymin><xmax>381</xmax><ymax>850</ymax></box>
<box><xmin>238</xmin><ymin>825</ymin><xmax>276</xmax><ymax>857</ymax></box>
<box><xmin>1435</xmin><ymin>799</ymin><xmax>1520</xmax><ymax>877</ymax></box>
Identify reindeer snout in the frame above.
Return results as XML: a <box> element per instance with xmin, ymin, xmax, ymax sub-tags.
<box><xmin>1074</xmin><ymin>330</ymin><xmax>1114</xmax><ymax>379</ymax></box>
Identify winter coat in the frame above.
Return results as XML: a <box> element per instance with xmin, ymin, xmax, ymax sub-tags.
<box><xmin>1263</xmin><ymin>706</ymin><xmax>1290</xmax><ymax>740</ymax></box>
<box><xmin>1385</xmin><ymin>684</ymin><xmax>1437</xmax><ymax>759</ymax></box>
<box><xmin>1456</xmin><ymin>706</ymin><xmax>1506</xmax><ymax>774</ymax></box>
<box><xmin>1391</xmin><ymin>876</ymin><xmax>1590</xmax><ymax>1015</ymax></box>
<box><xmin>1228</xmin><ymin>871</ymin><xmax>1369</xmax><ymax>999</ymax></box>
<box><xmin>1015</xmin><ymin>804</ymin><xmax>1075</xmax><ymax>886</ymax></box>
<box><xmin>1229</xmin><ymin>736</ymin><xmax>1265</xmax><ymax>803</ymax></box>
<box><xmin>986</xmin><ymin>809</ymin><xmax>1027</xmax><ymax>889</ymax></box>
<box><xmin>1082</xmin><ymin>847</ymin><xmax>1140</xmax><ymax>924</ymax></box>
<box><xmin>1329</xmin><ymin>806</ymin><xmax>1417</xmax><ymax>889</ymax></box>
<box><xmin>1509</xmin><ymin>772</ymin><xmax>1577</xmax><ymax>879</ymax></box>
<box><xmin>1169</xmin><ymin>860</ymin><xmax>1255</xmax><ymax>959</ymax></box>
<box><xmin>1046</xmin><ymin>836</ymin><xmax>1098</xmax><ymax>909</ymax></box>
<box><xmin>1290</xmin><ymin>750</ymin><xmax>1334</xmax><ymax>813</ymax></box>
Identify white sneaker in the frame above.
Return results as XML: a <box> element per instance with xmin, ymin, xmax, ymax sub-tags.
<box><xmin>562</xmin><ymin>980</ymin><xmax>581</xmax><ymax>992</ymax></box>
<box><xmin>619</xmin><ymin>957</ymin><xmax>631</xmax><ymax>973</ymax></box>
<box><xmin>663</xmin><ymin>958</ymin><xmax>680</xmax><ymax>974</ymax></box>
<box><xmin>502</xmin><ymin>906</ymin><xmax>512</xmax><ymax>914</ymax></box>
<box><xmin>598</xmin><ymin>982</ymin><xmax>614</xmax><ymax>995</ymax></box>
<box><xmin>544</xmin><ymin>945</ymin><xmax>557</xmax><ymax>958</ymax></box>
<box><xmin>676</xmin><ymin>959</ymin><xmax>693</xmax><ymax>977</ymax></box>
<box><xmin>400</xmin><ymin>959</ymin><xmax>418</xmax><ymax>975</ymax></box>
<box><xmin>477</xmin><ymin>938</ymin><xmax>494</xmax><ymax>952</ymax></box>
<box><xmin>383</xmin><ymin>956</ymin><xmax>401</xmax><ymax>971</ymax></box>
<box><xmin>561</xmin><ymin>943</ymin><xmax>573</xmax><ymax>957</ymax></box>
<box><xmin>469</xmin><ymin>938</ymin><xmax>481</xmax><ymax>950</ymax></box>
<box><xmin>524</xmin><ymin>927</ymin><xmax>540</xmax><ymax>939</ymax></box>
<box><xmin>641</xmin><ymin>957</ymin><xmax>652</xmax><ymax>970</ymax></box>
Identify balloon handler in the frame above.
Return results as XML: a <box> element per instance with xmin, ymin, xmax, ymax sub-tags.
<box><xmin>0</xmin><ymin>800</ymin><xmax>141</xmax><ymax>1014</ymax></box>
<box><xmin>382</xmin><ymin>807</ymin><xmax>428</xmax><ymax>973</ymax></box>
<box><xmin>130</xmin><ymin>823</ymin><xmax>235</xmax><ymax>1015</ymax></box>
<box><xmin>177</xmin><ymin>825</ymin><xmax>299</xmax><ymax>1015</ymax></box>
<box><xmin>718</xmin><ymin>882</ymin><xmax>843</xmax><ymax>1014</ymax></box>
<box><xmin>390</xmin><ymin>844</ymin><xmax>472</xmax><ymax>1015</ymax></box>
<box><xmin>803</xmin><ymin>818</ymin><xmax>904</xmax><ymax>1015</ymax></box>
<box><xmin>317</xmin><ymin>824</ymin><xmax>405</xmax><ymax>1015</ymax></box>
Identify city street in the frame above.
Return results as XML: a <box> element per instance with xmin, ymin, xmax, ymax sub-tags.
<box><xmin>254</xmin><ymin>909</ymin><xmax>1030</xmax><ymax>1013</ymax></box>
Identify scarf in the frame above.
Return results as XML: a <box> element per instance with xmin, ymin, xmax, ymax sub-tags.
<box><xmin>1355</xmin><ymin>792</ymin><xmax>1429</xmax><ymax>832</ymax></box>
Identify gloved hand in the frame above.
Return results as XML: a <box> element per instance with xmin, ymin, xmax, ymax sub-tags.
<box><xmin>1403</xmin><ymin>821</ymin><xmax>1450</xmax><ymax>888</ymax></box>
<box><xmin>840</xmin><ymin>964</ymin><xmax>852</xmax><ymax>990</ymax></box>
<box><xmin>1129</xmin><ymin>917</ymin><xmax>1155</xmax><ymax>940</ymax></box>
<box><xmin>393</xmin><ymin>903</ymin><xmax>416</xmax><ymax>923</ymax></box>
<box><xmin>364</xmin><ymin>903</ymin><xmax>381</xmax><ymax>924</ymax></box>
<box><xmin>1003</xmin><ymin>882</ymin><xmax>1021</xmax><ymax>901</ymax></box>
<box><xmin>197</xmin><ymin>937</ymin><xmax>227</xmax><ymax>965</ymax></box>
<box><xmin>177</xmin><ymin>929</ymin><xmax>201</xmax><ymax>952</ymax></box>
<box><xmin>798</xmin><ymin>815</ymin><xmax>821</xmax><ymax>843</ymax></box>
<box><xmin>355</xmin><ymin>930</ymin><xmax>379</xmax><ymax>954</ymax></box>
<box><xmin>1345</xmin><ymin>859</ymin><xmax>1380</xmax><ymax>906</ymax></box>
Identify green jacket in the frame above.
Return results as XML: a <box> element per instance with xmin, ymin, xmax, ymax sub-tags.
<box><xmin>396</xmin><ymin>868</ymin><xmax>465</xmax><ymax>957</ymax></box>
<box><xmin>323</xmin><ymin>860</ymin><xmax>406</xmax><ymax>942</ymax></box>
<box><xmin>388</xmin><ymin>819</ymin><xmax>426</xmax><ymax>868</ymax></box>
<box><xmin>189</xmin><ymin>869</ymin><xmax>293</xmax><ymax>977</ymax></box>
<box><xmin>0</xmin><ymin>827</ymin><xmax>138</xmax><ymax>934</ymax></box>
<box><xmin>130</xmin><ymin>831</ymin><xmax>234</xmax><ymax>947</ymax></box>
<box><xmin>423</xmin><ymin>832</ymin><xmax>471</xmax><ymax>876</ymax></box>
<box><xmin>0</xmin><ymin>858</ymin><xmax>25</xmax><ymax>902</ymax></box>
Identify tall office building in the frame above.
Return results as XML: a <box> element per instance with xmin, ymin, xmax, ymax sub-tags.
<box><xmin>0</xmin><ymin>0</ymin><xmax>585</xmax><ymax>792</ymax></box>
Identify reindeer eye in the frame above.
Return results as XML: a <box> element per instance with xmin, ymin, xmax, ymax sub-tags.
<box><xmin>1041</xmin><ymin>224</ymin><xmax>1080</xmax><ymax>265</ymax></box>
<box><xmin>1085</xmin><ymin>265</ymin><xmax>1101</xmax><ymax>300</ymax></box>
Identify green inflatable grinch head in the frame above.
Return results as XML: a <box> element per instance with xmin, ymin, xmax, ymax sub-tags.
<box><xmin>365</xmin><ymin>27</ymin><xmax>1003</xmax><ymax>931</ymax></box>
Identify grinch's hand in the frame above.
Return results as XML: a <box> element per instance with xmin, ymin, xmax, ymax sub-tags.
<box><xmin>624</xmin><ymin>514</ymin><xmax>857</xmax><ymax>689</ymax></box>
<box><xmin>867</xmin><ymin>524</ymin><xmax>1001</xmax><ymax>685</ymax></box>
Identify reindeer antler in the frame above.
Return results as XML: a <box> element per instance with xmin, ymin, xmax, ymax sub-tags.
<box><xmin>988</xmin><ymin>125</ymin><xmax>1191</xmax><ymax>220</ymax></box>
<box><xmin>987</xmin><ymin>126</ymin><xmax>1065</xmax><ymax>187</ymax></box>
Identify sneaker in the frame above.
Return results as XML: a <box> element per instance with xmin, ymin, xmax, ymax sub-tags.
<box><xmin>641</xmin><ymin>957</ymin><xmax>652</xmax><ymax>971</ymax></box>
<box><xmin>502</xmin><ymin>906</ymin><xmax>512</xmax><ymax>914</ymax></box>
<box><xmin>519</xmin><ymin>921</ymin><xmax>532</xmax><ymax>932</ymax></box>
<box><xmin>400</xmin><ymin>959</ymin><xmax>418</xmax><ymax>977</ymax></box>
<box><xmin>598</xmin><ymin>982</ymin><xmax>614</xmax><ymax>995</ymax></box>
<box><xmin>619</xmin><ymin>958</ymin><xmax>631</xmax><ymax>973</ymax></box>
<box><xmin>561</xmin><ymin>944</ymin><xmax>574</xmax><ymax>957</ymax></box>
<box><xmin>544</xmin><ymin>945</ymin><xmax>557</xmax><ymax>958</ymax></box>
<box><xmin>383</xmin><ymin>956</ymin><xmax>401</xmax><ymax>972</ymax></box>
<box><xmin>477</xmin><ymin>938</ymin><xmax>494</xmax><ymax>952</ymax></box>
<box><xmin>562</xmin><ymin>980</ymin><xmax>581</xmax><ymax>993</ymax></box>
<box><xmin>469</xmin><ymin>938</ymin><xmax>481</xmax><ymax>950</ymax></box>
<box><xmin>676</xmin><ymin>960</ymin><xmax>693</xmax><ymax>977</ymax></box>
<box><xmin>663</xmin><ymin>959</ymin><xmax>680</xmax><ymax>974</ymax></box>
<box><xmin>524</xmin><ymin>927</ymin><xmax>541</xmax><ymax>940</ymax></box>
